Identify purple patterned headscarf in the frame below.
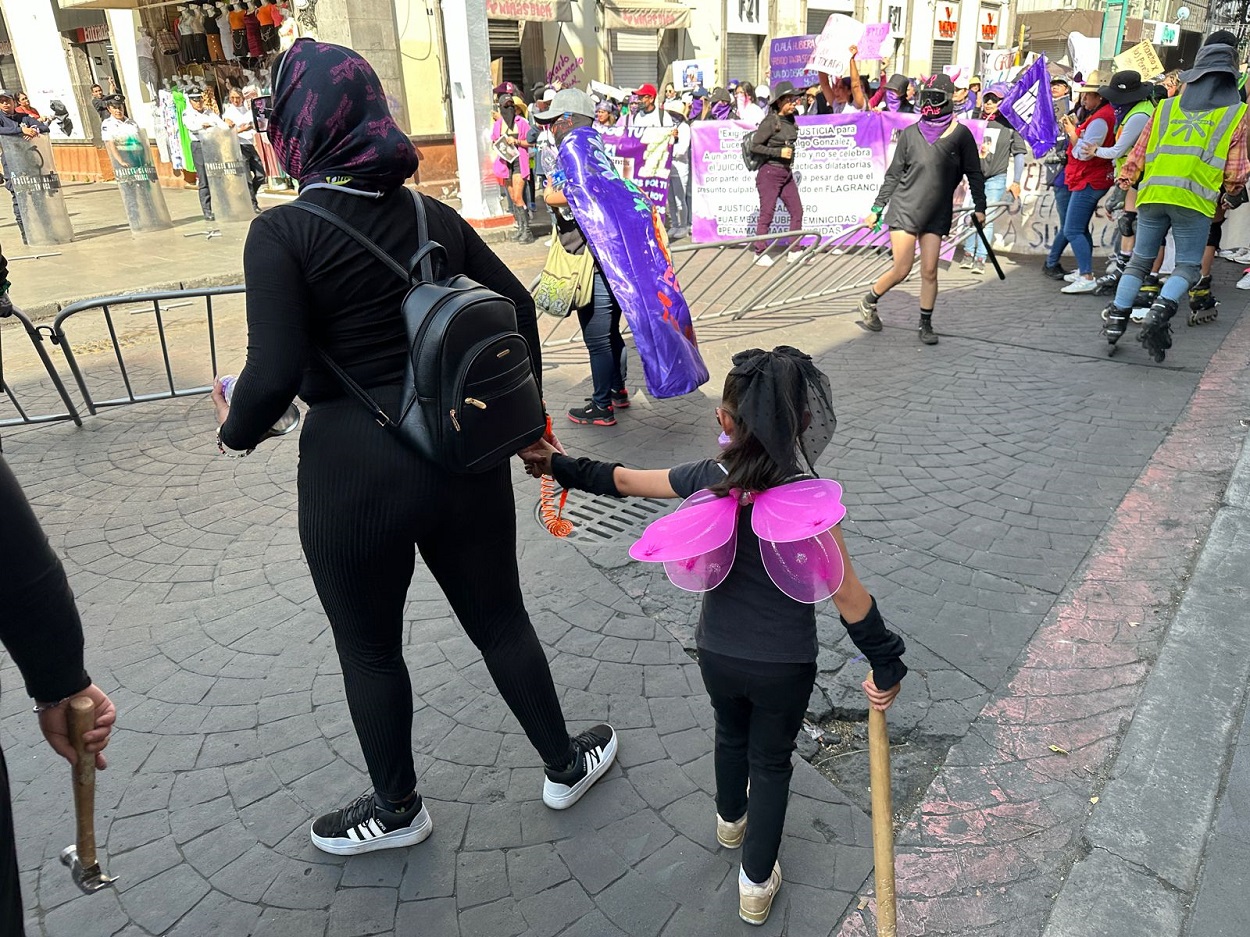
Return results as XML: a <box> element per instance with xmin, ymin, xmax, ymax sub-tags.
<box><xmin>268</xmin><ymin>39</ymin><xmax>418</xmax><ymax>192</ymax></box>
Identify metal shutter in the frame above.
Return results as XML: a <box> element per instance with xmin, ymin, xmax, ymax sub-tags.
<box><xmin>489</xmin><ymin>19</ymin><xmax>524</xmax><ymax>90</ymax></box>
<box><xmin>930</xmin><ymin>40</ymin><xmax>955</xmax><ymax>70</ymax></box>
<box><xmin>807</xmin><ymin>11</ymin><xmax>832</xmax><ymax>34</ymax></box>
<box><xmin>612</xmin><ymin>30</ymin><xmax>659</xmax><ymax>90</ymax></box>
<box><xmin>726</xmin><ymin>33</ymin><xmax>761</xmax><ymax>85</ymax></box>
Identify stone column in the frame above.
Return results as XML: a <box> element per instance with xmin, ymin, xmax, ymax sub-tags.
<box><xmin>307</xmin><ymin>0</ymin><xmax>410</xmax><ymax>132</ymax></box>
<box><xmin>440</xmin><ymin>0</ymin><xmax>509</xmax><ymax>226</ymax></box>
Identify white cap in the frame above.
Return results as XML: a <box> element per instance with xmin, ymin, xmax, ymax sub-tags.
<box><xmin>954</xmin><ymin>76</ymin><xmax>970</xmax><ymax>89</ymax></box>
<box><xmin>663</xmin><ymin>100</ymin><xmax>685</xmax><ymax>116</ymax></box>
<box><xmin>543</xmin><ymin>88</ymin><xmax>557</xmax><ymax>102</ymax></box>
<box><xmin>755</xmin><ymin>85</ymin><xmax>770</xmax><ymax>99</ymax></box>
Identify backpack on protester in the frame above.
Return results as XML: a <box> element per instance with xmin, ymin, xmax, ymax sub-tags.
<box><xmin>742</xmin><ymin>129</ymin><xmax>765</xmax><ymax>171</ymax></box>
<box><xmin>290</xmin><ymin>191</ymin><xmax>546</xmax><ymax>475</ymax></box>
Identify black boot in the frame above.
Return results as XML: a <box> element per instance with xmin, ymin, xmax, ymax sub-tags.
<box><xmin>1137</xmin><ymin>297</ymin><xmax>1178</xmax><ymax>363</ymax></box>
<box><xmin>918</xmin><ymin>313</ymin><xmax>938</xmax><ymax>345</ymax></box>
<box><xmin>516</xmin><ymin>206</ymin><xmax>536</xmax><ymax>245</ymax></box>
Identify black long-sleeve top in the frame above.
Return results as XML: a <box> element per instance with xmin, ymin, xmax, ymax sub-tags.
<box><xmin>750</xmin><ymin>111</ymin><xmax>798</xmax><ymax>168</ymax></box>
<box><xmin>0</xmin><ymin>456</ymin><xmax>91</xmax><ymax>703</ymax></box>
<box><xmin>874</xmin><ymin>122</ymin><xmax>986</xmax><ymax>237</ymax></box>
<box><xmin>220</xmin><ymin>187</ymin><xmax>541</xmax><ymax>451</ymax></box>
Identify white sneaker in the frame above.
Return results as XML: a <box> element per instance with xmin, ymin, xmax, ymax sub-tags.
<box><xmin>739</xmin><ymin>862</ymin><xmax>782</xmax><ymax>925</ymax></box>
<box><xmin>1061</xmin><ymin>276</ymin><xmax>1099</xmax><ymax>294</ymax></box>
<box><xmin>1064</xmin><ymin>271</ymin><xmax>1082</xmax><ymax>282</ymax></box>
<box><xmin>754</xmin><ymin>253</ymin><xmax>775</xmax><ymax>267</ymax></box>
<box><xmin>717</xmin><ymin>813</ymin><xmax>747</xmax><ymax>848</ymax></box>
<box><xmin>785</xmin><ymin>251</ymin><xmax>805</xmax><ymax>264</ymax></box>
<box><xmin>1217</xmin><ymin>247</ymin><xmax>1242</xmax><ymax>261</ymax></box>
<box><xmin>542</xmin><ymin>724</ymin><xmax>617</xmax><ymax>810</ymax></box>
<box><xmin>1235</xmin><ymin>248</ymin><xmax>1250</xmax><ymax>264</ymax></box>
<box><xmin>1237</xmin><ymin>271</ymin><xmax>1250</xmax><ymax>290</ymax></box>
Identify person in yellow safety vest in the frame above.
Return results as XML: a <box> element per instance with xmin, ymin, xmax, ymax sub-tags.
<box><xmin>1101</xmin><ymin>31</ymin><xmax>1249</xmax><ymax>363</ymax></box>
<box><xmin>1079</xmin><ymin>71</ymin><xmax>1158</xmax><ymax>290</ymax></box>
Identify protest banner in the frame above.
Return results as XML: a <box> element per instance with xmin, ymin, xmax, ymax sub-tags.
<box><xmin>856</xmin><ymin>23</ymin><xmax>892</xmax><ymax>60</ymax></box>
<box><xmin>981</xmin><ymin>47</ymin><xmax>1018</xmax><ymax>85</ymax></box>
<box><xmin>806</xmin><ymin>14</ymin><xmax>861</xmax><ymax>76</ymax></box>
<box><xmin>690</xmin><ymin>113</ymin><xmax>984</xmax><ymax>244</ymax></box>
<box><xmin>770</xmin><ymin>36</ymin><xmax>820</xmax><ymax>87</ymax></box>
<box><xmin>673</xmin><ymin>58</ymin><xmax>715</xmax><ymax>91</ymax></box>
<box><xmin>597</xmin><ymin>126</ymin><xmax>674</xmax><ymax>218</ymax></box>
<box><xmin>1114</xmin><ymin>40</ymin><xmax>1165</xmax><ymax>80</ymax></box>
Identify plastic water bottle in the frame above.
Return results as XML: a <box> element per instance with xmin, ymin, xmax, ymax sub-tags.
<box><xmin>218</xmin><ymin>374</ymin><xmax>301</xmax><ymax>438</ymax></box>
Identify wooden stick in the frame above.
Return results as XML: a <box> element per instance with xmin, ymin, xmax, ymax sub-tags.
<box><xmin>67</xmin><ymin>696</ymin><xmax>98</xmax><ymax>870</ymax></box>
<box><xmin>868</xmin><ymin>671</ymin><xmax>897</xmax><ymax>937</ymax></box>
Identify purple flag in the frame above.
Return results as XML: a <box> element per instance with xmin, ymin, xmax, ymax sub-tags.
<box><xmin>999</xmin><ymin>55</ymin><xmax>1060</xmax><ymax>159</ymax></box>
<box><xmin>558</xmin><ymin>126</ymin><xmax>709</xmax><ymax>399</ymax></box>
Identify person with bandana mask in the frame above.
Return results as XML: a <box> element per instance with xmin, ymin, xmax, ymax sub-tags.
<box><xmin>872</xmin><ymin>72</ymin><xmax>914</xmax><ymax>113</ymax></box>
<box><xmin>539</xmin><ymin>89</ymin><xmax>631</xmax><ymax>425</ymax></box>
<box><xmin>491</xmin><ymin>92</ymin><xmax>534</xmax><ymax>243</ymax></box>
<box><xmin>214</xmin><ymin>40</ymin><xmax>618</xmax><ymax>856</ymax></box>
<box><xmin>749</xmin><ymin>82</ymin><xmax>804</xmax><ymax>267</ymax></box>
<box><xmin>858</xmin><ymin>74</ymin><xmax>986</xmax><ymax>345</ymax></box>
<box><xmin>709</xmin><ymin>87</ymin><xmax>736</xmax><ymax>121</ymax></box>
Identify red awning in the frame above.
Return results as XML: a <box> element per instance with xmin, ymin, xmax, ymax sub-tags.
<box><xmin>602</xmin><ymin>0</ymin><xmax>693</xmax><ymax>30</ymax></box>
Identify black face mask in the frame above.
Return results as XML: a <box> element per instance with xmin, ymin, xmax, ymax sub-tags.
<box><xmin>500</xmin><ymin>105</ymin><xmax>516</xmax><ymax>117</ymax></box>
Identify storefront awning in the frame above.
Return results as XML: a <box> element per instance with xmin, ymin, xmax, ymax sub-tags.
<box><xmin>486</xmin><ymin>0</ymin><xmax>573</xmax><ymax>22</ymax></box>
<box><xmin>602</xmin><ymin>0</ymin><xmax>693</xmax><ymax>31</ymax></box>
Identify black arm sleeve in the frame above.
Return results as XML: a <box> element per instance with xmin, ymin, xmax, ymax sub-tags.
<box><xmin>963</xmin><ymin>129</ymin><xmax>988</xmax><ymax>213</ymax></box>
<box><xmin>841</xmin><ymin>596</ymin><xmax>907</xmax><ymax>691</ymax></box>
<box><xmin>750</xmin><ymin>113</ymin><xmax>780</xmax><ymax>158</ymax></box>
<box><xmin>873</xmin><ymin>131</ymin><xmax>908</xmax><ymax>209</ymax></box>
<box><xmin>0</xmin><ymin>456</ymin><xmax>91</xmax><ymax>702</ymax></box>
<box><xmin>457</xmin><ymin>213</ymin><xmax>544</xmax><ymax>392</ymax></box>
<box><xmin>551</xmin><ymin>454</ymin><xmax>622</xmax><ymax>496</ymax></box>
<box><xmin>219</xmin><ymin>217</ymin><xmax>312</xmax><ymax>451</ymax></box>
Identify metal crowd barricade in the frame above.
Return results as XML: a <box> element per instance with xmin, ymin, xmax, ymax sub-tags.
<box><xmin>537</xmin><ymin>201</ymin><xmax>1011</xmax><ymax>348</ymax></box>
<box><xmin>0</xmin><ymin>302</ymin><xmax>83</xmax><ymax>428</ymax></box>
<box><xmin>53</xmin><ymin>286</ymin><xmax>244</xmax><ymax>415</ymax></box>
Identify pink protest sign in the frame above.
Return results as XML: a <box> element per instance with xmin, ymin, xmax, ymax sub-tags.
<box><xmin>856</xmin><ymin>23</ymin><xmax>892</xmax><ymax>60</ymax></box>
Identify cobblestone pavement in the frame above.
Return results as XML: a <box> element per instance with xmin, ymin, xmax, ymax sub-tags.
<box><xmin>1</xmin><ymin>252</ymin><xmax>1247</xmax><ymax>936</ymax></box>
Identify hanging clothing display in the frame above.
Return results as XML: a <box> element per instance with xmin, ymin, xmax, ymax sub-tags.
<box><xmin>187</xmin><ymin>11</ymin><xmax>209</xmax><ymax>64</ymax></box>
<box><xmin>172</xmin><ymin>90</ymin><xmax>196</xmax><ymax>172</ymax></box>
<box><xmin>217</xmin><ymin>7</ymin><xmax>237</xmax><ymax>61</ymax></box>
<box><xmin>244</xmin><ymin>8</ymin><xmax>263</xmax><ymax>57</ymax></box>
<box><xmin>205</xmin><ymin>10</ymin><xmax>225</xmax><ymax>62</ymax></box>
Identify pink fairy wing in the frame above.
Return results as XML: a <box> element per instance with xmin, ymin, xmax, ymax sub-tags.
<box><xmin>759</xmin><ymin>529</ymin><xmax>846</xmax><ymax>604</ymax></box>
<box><xmin>629</xmin><ymin>490</ymin><xmax>740</xmax><ymax>594</ymax></box>
<box><xmin>750</xmin><ymin>478</ymin><xmax>847</xmax><ymax>543</ymax></box>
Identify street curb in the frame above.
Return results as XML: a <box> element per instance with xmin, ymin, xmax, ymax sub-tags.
<box><xmin>1039</xmin><ymin>434</ymin><xmax>1250</xmax><ymax>937</ymax></box>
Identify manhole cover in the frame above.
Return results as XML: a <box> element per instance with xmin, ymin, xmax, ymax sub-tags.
<box><xmin>534</xmin><ymin>488</ymin><xmax>671</xmax><ymax>543</ymax></box>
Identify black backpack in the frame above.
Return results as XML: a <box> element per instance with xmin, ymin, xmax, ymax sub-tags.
<box><xmin>291</xmin><ymin>191</ymin><xmax>546</xmax><ymax>474</ymax></box>
<box><xmin>742</xmin><ymin>129</ymin><xmax>765</xmax><ymax>171</ymax></box>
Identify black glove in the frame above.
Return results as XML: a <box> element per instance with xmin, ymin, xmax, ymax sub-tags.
<box><xmin>551</xmin><ymin>453</ymin><xmax>622</xmax><ymax>497</ymax></box>
<box><xmin>841</xmin><ymin>597</ymin><xmax>907</xmax><ymax>691</ymax></box>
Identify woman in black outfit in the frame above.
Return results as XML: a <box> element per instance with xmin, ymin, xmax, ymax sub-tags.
<box><xmin>212</xmin><ymin>40</ymin><xmax>617</xmax><ymax>857</ymax></box>
<box><xmin>857</xmin><ymin>74</ymin><xmax>986</xmax><ymax>345</ymax></box>
<box><xmin>749</xmin><ymin>81</ymin><xmax>803</xmax><ymax>266</ymax></box>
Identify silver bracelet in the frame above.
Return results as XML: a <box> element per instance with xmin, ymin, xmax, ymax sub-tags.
<box><xmin>32</xmin><ymin>698</ymin><xmax>66</xmax><ymax>713</ymax></box>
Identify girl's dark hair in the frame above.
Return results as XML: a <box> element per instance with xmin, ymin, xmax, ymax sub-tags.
<box><xmin>738</xmin><ymin>82</ymin><xmax>756</xmax><ymax>100</ymax></box>
<box><xmin>709</xmin><ymin>347</ymin><xmax>836</xmax><ymax>498</ymax></box>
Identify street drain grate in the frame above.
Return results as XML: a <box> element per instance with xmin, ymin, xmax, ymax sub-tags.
<box><xmin>534</xmin><ymin>489</ymin><xmax>671</xmax><ymax>543</ymax></box>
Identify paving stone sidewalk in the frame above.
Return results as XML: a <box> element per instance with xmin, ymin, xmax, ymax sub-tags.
<box><xmin>1</xmin><ymin>250</ymin><xmax>1247</xmax><ymax>936</ymax></box>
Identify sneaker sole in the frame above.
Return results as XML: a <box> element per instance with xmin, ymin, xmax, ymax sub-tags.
<box><xmin>739</xmin><ymin>867</ymin><xmax>781</xmax><ymax>925</ymax></box>
<box><xmin>543</xmin><ymin>731</ymin><xmax>619</xmax><ymax>810</ymax></box>
<box><xmin>611</xmin><ymin>400</ymin><xmax>630</xmax><ymax>409</ymax></box>
<box><xmin>310</xmin><ymin>808</ymin><xmax>433</xmax><ymax>856</ymax></box>
<box><xmin>567</xmin><ymin>414</ymin><xmax>617</xmax><ymax>426</ymax></box>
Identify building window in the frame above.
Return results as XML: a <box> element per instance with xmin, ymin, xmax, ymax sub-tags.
<box><xmin>930</xmin><ymin>39</ymin><xmax>955</xmax><ymax>69</ymax></box>
<box><xmin>726</xmin><ymin>33</ymin><xmax>762</xmax><ymax>85</ymax></box>
<box><xmin>488</xmin><ymin>18</ymin><xmax>524</xmax><ymax>90</ymax></box>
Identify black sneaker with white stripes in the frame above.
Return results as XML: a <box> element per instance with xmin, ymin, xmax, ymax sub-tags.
<box><xmin>542</xmin><ymin>724</ymin><xmax>618</xmax><ymax>810</ymax></box>
<box><xmin>310</xmin><ymin>789</ymin><xmax>433</xmax><ymax>856</ymax></box>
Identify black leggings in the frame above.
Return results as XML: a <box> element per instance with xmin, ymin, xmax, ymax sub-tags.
<box><xmin>298</xmin><ymin>389</ymin><xmax>573</xmax><ymax>801</ymax></box>
<box><xmin>1</xmin><ymin>747</ymin><xmax>22</xmax><ymax>937</ymax></box>
<box><xmin>698</xmin><ymin>650</ymin><xmax>817</xmax><ymax>883</ymax></box>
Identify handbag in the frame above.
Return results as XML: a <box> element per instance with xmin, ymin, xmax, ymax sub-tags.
<box><xmin>533</xmin><ymin>235</ymin><xmax>595</xmax><ymax>319</ymax></box>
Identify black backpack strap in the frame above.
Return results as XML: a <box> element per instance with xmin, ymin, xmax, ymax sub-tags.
<box><xmin>408</xmin><ymin>188</ymin><xmax>435</xmax><ymax>283</ymax></box>
<box><xmin>287</xmin><ymin>199</ymin><xmax>411</xmax><ymax>282</ymax></box>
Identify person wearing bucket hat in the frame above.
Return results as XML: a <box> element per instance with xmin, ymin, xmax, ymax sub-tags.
<box><xmin>1046</xmin><ymin>73</ymin><xmax>1115</xmax><ymax>293</ymax></box>
<box><xmin>1101</xmin><ymin>30</ymin><xmax>1249</xmax><ymax>361</ymax></box>
<box><xmin>1074</xmin><ymin>71</ymin><xmax>1156</xmax><ymax>291</ymax></box>
<box><xmin>748</xmin><ymin>81</ymin><xmax>804</xmax><ymax>266</ymax></box>
<box><xmin>859</xmin><ymin>74</ymin><xmax>985</xmax><ymax>344</ymax></box>
<box><xmin>959</xmin><ymin>83</ymin><xmax>1026</xmax><ymax>274</ymax></box>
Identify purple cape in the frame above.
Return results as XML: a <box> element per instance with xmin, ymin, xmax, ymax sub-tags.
<box><xmin>558</xmin><ymin>126</ymin><xmax>709</xmax><ymax>398</ymax></box>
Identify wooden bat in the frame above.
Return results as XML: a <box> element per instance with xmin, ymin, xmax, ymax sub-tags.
<box><xmin>868</xmin><ymin>671</ymin><xmax>897</xmax><ymax>937</ymax></box>
<box><xmin>69</xmin><ymin>696</ymin><xmax>100</xmax><ymax>872</ymax></box>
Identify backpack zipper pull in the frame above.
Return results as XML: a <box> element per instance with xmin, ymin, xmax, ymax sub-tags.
<box><xmin>464</xmin><ymin>397</ymin><xmax>487</xmax><ymax>409</ymax></box>
<box><xmin>450</xmin><ymin>409</ymin><xmax>461</xmax><ymax>431</ymax></box>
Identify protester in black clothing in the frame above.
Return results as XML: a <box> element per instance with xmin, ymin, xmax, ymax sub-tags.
<box><xmin>0</xmin><ymin>454</ymin><xmax>117</xmax><ymax>937</ymax></box>
<box><xmin>858</xmin><ymin>74</ymin><xmax>986</xmax><ymax>345</ymax></box>
<box><xmin>213</xmin><ymin>39</ymin><xmax>617</xmax><ymax>857</ymax></box>
<box><xmin>749</xmin><ymin>82</ymin><xmax>803</xmax><ymax>266</ymax></box>
<box><xmin>89</xmin><ymin>84</ymin><xmax>109</xmax><ymax>120</ymax></box>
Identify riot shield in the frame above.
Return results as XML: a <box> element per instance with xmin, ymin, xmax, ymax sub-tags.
<box><xmin>104</xmin><ymin>125</ymin><xmax>173</xmax><ymax>232</ymax></box>
<box><xmin>197</xmin><ymin>127</ymin><xmax>254</xmax><ymax>222</ymax></box>
<box><xmin>0</xmin><ymin>133</ymin><xmax>74</xmax><ymax>245</ymax></box>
